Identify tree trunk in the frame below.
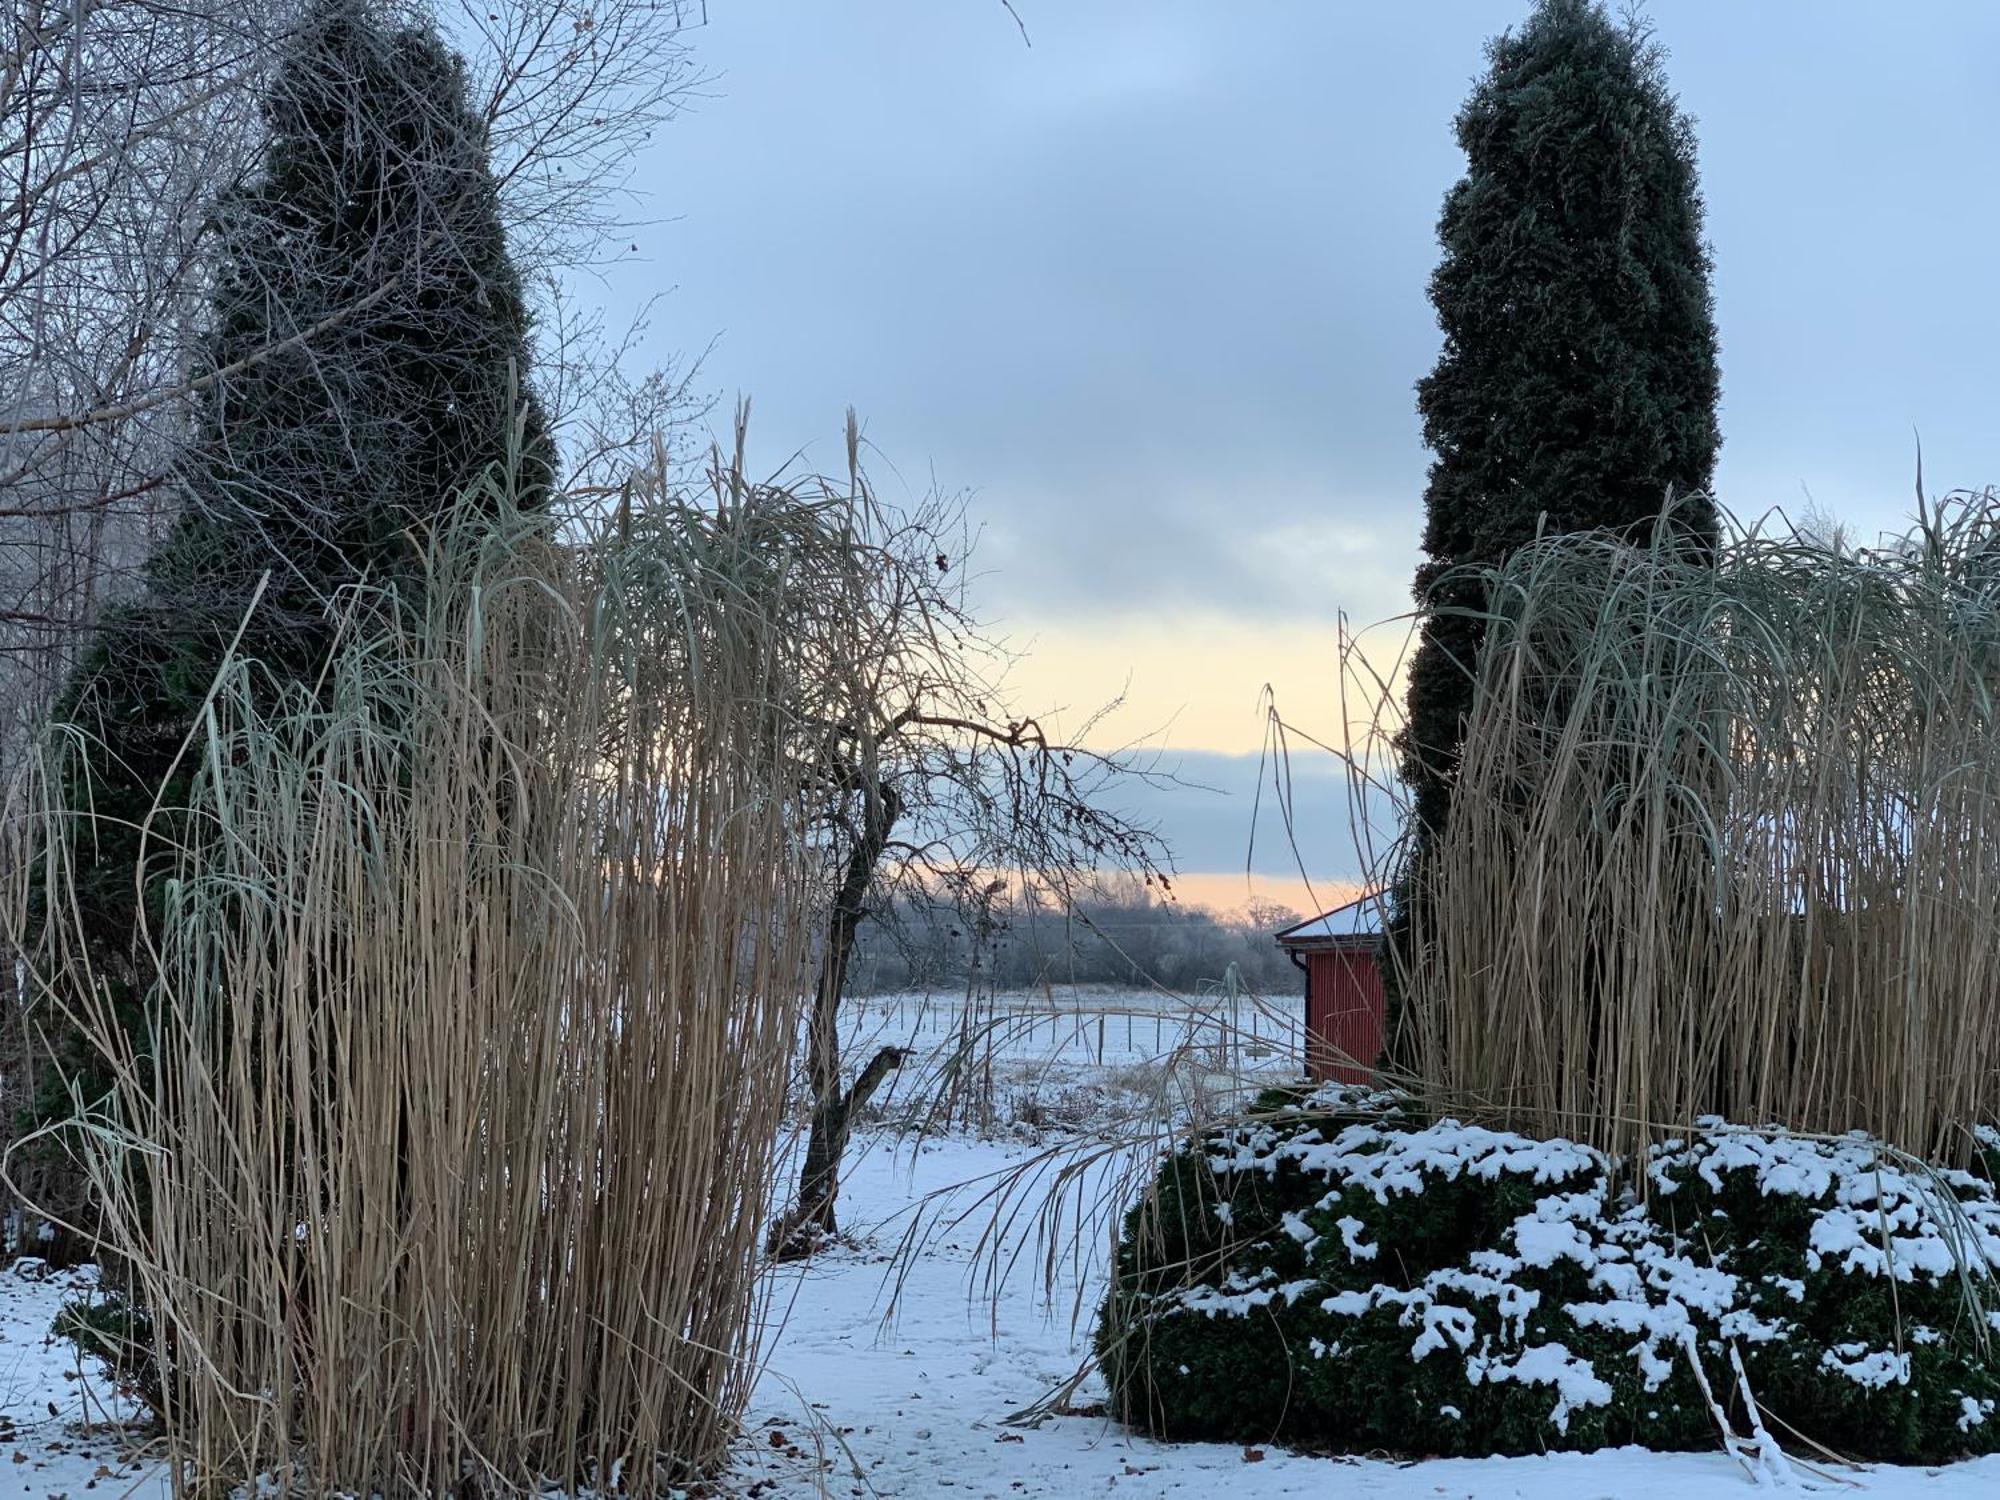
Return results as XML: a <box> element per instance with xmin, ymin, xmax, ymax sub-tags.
<box><xmin>770</xmin><ymin>780</ymin><xmax>902</xmax><ymax>1258</ymax></box>
<box><xmin>770</xmin><ymin>1043</ymin><xmax>906</xmax><ymax>1260</ymax></box>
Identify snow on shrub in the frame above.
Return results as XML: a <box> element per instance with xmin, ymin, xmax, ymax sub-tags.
<box><xmin>1098</xmin><ymin>1086</ymin><xmax>2000</xmax><ymax>1461</ymax></box>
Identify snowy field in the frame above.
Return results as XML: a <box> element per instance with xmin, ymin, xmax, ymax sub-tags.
<box><xmin>7</xmin><ymin>988</ymin><xmax>2000</xmax><ymax>1496</ymax></box>
<box><xmin>832</xmin><ymin>985</ymin><xmax>1310</xmax><ymax>1140</ymax></box>
<box><xmin>844</xmin><ymin>985</ymin><xmax>1311</xmax><ymax>1073</ymax></box>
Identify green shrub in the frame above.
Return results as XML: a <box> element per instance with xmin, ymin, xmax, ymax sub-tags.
<box><xmin>1100</xmin><ymin>1089</ymin><xmax>2000</xmax><ymax>1461</ymax></box>
<box><xmin>1643</xmin><ymin>1128</ymin><xmax>2000</xmax><ymax>1461</ymax></box>
<box><xmin>54</xmin><ymin>1288</ymin><xmax>162</xmax><ymax>1412</ymax></box>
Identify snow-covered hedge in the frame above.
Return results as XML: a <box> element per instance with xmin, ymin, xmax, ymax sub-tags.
<box><xmin>1098</xmin><ymin>1088</ymin><xmax>2000</xmax><ymax>1461</ymax></box>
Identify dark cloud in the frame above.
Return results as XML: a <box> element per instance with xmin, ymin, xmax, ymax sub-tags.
<box><xmin>597</xmin><ymin>0</ymin><xmax>2000</xmax><ymax>864</ymax></box>
<box><xmin>608</xmin><ymin>2</ymin><xmax>2000</xmax><ymax>628</ymax></box>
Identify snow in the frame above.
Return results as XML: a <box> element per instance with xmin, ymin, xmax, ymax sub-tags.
<box><xmin>1467</xmin><ymin>1342</ymin><xmax>1615</xmax><ymax>1435</ymax></box>
<box><xmin>1650</xmin><ymin>1124</ymin><xmax>2000</xmax><ymax>1288</ymax></box>
<box><xmin>8</xmin><ymin>1135</ymin><xmax>2000</xmax><ymax>1496</ymax></box>
<box><xmin>1174</xmin><ymin>1269</ymin><xmax>1319</xmax><ymax>1319</ymax></box>
<box><xmin>1273</xmin><ymin>895</ymin><xmax>1384</xmax><ymax>944</ymax></box>
<box><xmin>5</xmin><ymin>990</ymin><xmax>2000</xmax><ymax>1497</ymax></box>
<box><xmin>1512</xmin><ymin>1194</ymin><xmax>1605</xmax><ymax>1270</ymax></box>
<box><xmin>842</xmin><ymin>985</ymin><xmax>1309</xmax><ymax>1081</ymax></box>
<box><xmin>724</xmin><ymin>1135</ymin><xmax>2000</xmax><ymax>1498</ymax></box>
<box><xmin>1207</xmin><ymin>1112</ymin><xmax>1604</xmax><ymax>1201</ymax></box>
<box><xmin>1335</xmin><ymin>1213</ymin><xmax>1379</xmax><ymax>1260</ymax></box>
<box><xmin>1410</xmin><ymin>1301</ymin><xmax>1480</xmax><ymax>1359</ymax></box>
<box><xmin>1821</xmin><ymin>1344</ymin><xmax>1914</xmax><ymax>1390</ymax></box>
<box><xmin>1143</xmin><ymin>1093</ymin><xmax>2000</xmax><ymax>1453</ymax></box>
<box><xmin>0</xmin><ymin>1260</ymin><xmax>158</xmax><ymax>1496</ymax></box>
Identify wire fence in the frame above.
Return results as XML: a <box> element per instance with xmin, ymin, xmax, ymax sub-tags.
<box><xmin>845</xmin><ymin>988</ymin><xmax>1309</xmax><ymax>1074</ymax></box>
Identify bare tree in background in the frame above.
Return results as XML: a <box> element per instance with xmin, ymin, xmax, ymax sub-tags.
<box><xmin>762</xmin><ymin>411</ymin><xmax>1172</xmax><ymax>1258</ymax></box>
<box><xmin>0</xmin><ymin>0</ymin><xmax>702</xmax><ymax>765</ymax></box>
<box><xmin>0</xmin><ymin>0</ymin><xmax>705</xmax><ymax>1236</ymax></box>
<box><xmin>2</xmin><ymin>2</ymin><xmax>271</xmax><ymax>752</ymax></box>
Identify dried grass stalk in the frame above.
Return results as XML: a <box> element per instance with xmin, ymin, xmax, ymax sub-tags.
<box><xmin>1404</xmin><ymin>496</ymin><xmax>2000</xmax><ymax>1164</ymax></box>
<box><xmin>7</xmin><ymin>445</ymin><xmax>834</xmax><ymax>1495</ymax></box>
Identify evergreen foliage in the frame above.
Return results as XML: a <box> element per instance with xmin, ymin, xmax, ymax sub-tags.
<box><xmin>1399</xmin><ymin>0</ymin><xmax>1721</xmax><ymax>842</ymax></box>
<box><xmin>1100</xmin><ymin>1090</ymin><xmax>2000</xmax><ymax>1462</ymax></box>
<box><xmin>33</xmin><ymin>0</ymin><xmax>551</xmax><ymax>1131</ymax></box>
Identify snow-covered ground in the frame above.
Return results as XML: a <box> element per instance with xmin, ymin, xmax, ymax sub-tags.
<box><xmin>833</xmin><ymin>985</ymin><xmax>1307</xmax><ymax>1141</ymax></box>
<box><xmin>0</xmin><ymin>1259</ymin><xmax>157</xmax><ymax>1496</ymax></box>
<box><xmin>728</xmin><ymin>1134</ymin><xmax>2000</xmax><ymax>1500</ymax></box>
<box><xmin>844</xmin><ymin>985</ymin><xmax>1309</xmax><ymax>1074</ymax></box>
<box><xmin>7</xmin><ymin>987</ymin><xmax>2000</xmax><ymax>1496</ymax></box>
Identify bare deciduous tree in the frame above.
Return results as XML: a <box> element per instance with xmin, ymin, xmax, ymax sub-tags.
<box><xmin>756</xmin><ymin>410</ymin><xmax>1172</xmax><ymax>1257</ymax></box>
<box><xmin>0</xmin><ymin>0</ymin><xmax>707</xmax><ymax>1237</ymax></box>
<box><xmin>0</xmin><ymin>0</ymin><xmax>703</xmax><ymax>765</ymax></box>
<box><xmin>1</xmin><ymin>2</ymin><xmax>278</xmax><ymax>751</ymax></box>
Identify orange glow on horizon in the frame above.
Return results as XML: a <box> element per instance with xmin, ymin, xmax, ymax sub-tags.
<box><xmin>992</xmin><ymin>610</ymin><xmax>1410</xmax><ymax>758</ymax></box>
<box><xmin>1165</xmin><ymin>870</ymin><xmax>1365</xmax><ymax>923</ymax></box>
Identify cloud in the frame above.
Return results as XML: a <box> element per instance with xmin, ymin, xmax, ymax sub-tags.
<box><xmin>1100</xmin><ymin>747</ymin><xmax>1399</xmax><ymax>897</ymax></box>
<box><xmin>988</xmin><ymin>608</ymin><xmax>1411</xmax><ymax>758</ymax></box>
<box><xmin>602</xmin><ymin>2</ymin><xmax>1460</xmax><ymax>625</ymax></box>
<box><xmin>597</xmin><ymin>0</ymin><xmax>2000</xmax><ymax>774</ymax></box>
<box><xmin>580</xmin><ymin>0</ymin><xmax>2000</xmax><ymax>919</ymax></box>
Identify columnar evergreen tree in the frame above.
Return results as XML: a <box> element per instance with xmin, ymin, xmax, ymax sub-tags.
<box><xmin>1399</xmin><ymin>0</ymin><xmax>1720</xmax><ymax>843</ymax></box>
<box><xmin>34</xmin><ymin>0</ymin><xmax>551</xmax><ymax>1129</ymax></box>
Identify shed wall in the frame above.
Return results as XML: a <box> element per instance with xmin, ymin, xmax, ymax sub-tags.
<box><xmin>1304</xmin><ymin>947</ymin><xmax>1386</xmax><ymax>1084</ymax></box>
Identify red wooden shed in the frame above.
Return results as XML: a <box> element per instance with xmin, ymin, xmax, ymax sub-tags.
<box><xmin>1274</xmin><ymin>897</ymin><xmax>1386</xmax><ymax>1084</ymax></box>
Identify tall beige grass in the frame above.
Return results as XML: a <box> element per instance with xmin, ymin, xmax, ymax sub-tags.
<box><xmin>1403</xmin><ymin>496</ymin><xmax>2000</xmax><ymax>1164</ymax></box>
<box><xmin>6</xmin><ymin>443</ymin><xmax>836</xmax><ymax>1495</ymax></box>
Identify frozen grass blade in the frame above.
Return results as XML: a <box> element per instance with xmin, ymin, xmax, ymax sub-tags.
<box><xmin>1398</xmin><ymin>495</ymin><xmax>2000</xmax><ymax>1166</ymax></box>
<box><xmin>4</xmin><ymin>435</ymin><xmax>852</xmax><ymax>1496</ymax></box>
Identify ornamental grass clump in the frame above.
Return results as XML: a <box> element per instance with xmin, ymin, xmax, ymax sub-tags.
<box><xmin>1400</xmin><ymin>494</ymin><xmax>2000</xmax><ymax>1167</ymax></box>
<box><xmin>4</xmin><ymin>438</ymin><xmax>844</xmax><ymax>1497</ymax></box>
<box><xmin>1100</xmin><ymin>1087</ymin><xmax>2000</xmax><ymax>1463</ymax></box>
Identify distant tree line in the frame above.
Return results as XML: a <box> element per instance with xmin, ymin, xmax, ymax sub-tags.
<box><xmin>844</xmin><ymin>882</ymin><xmax>1308</xmax><ymax>997</ymax></box>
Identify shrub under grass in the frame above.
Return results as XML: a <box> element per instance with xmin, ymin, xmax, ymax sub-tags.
<box><xmin>1099</xmin><ymin>1087</ymin><xmax>2000</xmax><ymax>1461</ymax></box>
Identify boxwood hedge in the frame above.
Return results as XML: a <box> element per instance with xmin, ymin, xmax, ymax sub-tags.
<box><xmin>1098</xmin><ymin>1088</ymin><xmax>2000</xmax><ymax>1462</ymax></box>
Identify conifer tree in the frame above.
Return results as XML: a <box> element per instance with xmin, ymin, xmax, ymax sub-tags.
<box><xmin>35</xmin><ymin>0</ymin><xmax>550</xmax><ymax>1127</ymax></box>
<box><xmin>1399</xmin><ymin>0</ymin><xmax>1720</xmax><ymax>842</ymax></box>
